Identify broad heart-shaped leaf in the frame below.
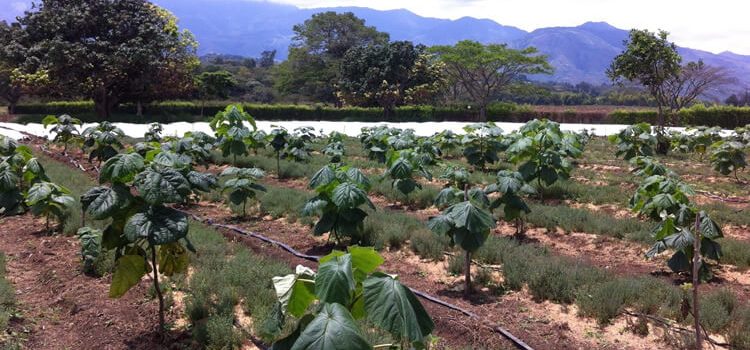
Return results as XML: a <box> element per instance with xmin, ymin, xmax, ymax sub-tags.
<box><xmin>427</xmin><ymin>215</ymin><xmax>453</xmax><ymax>236</ymax></box>
<box><xmin>309</xmin><ymin>165</ymin><xmax>336</xmax><ymax>190</ymax></box>
<box><xmin>452</xmin><ymin>227</ymin><xmax>489</xmax><ymax>253</ymax></box>
<box><xmin>273</xmin><ymin>265</ymin><xmax>317</xmax><ymax>318</ymax></box>
<box><xmin>363</xmin><ymin>272</ymin><xmax>434</xmax><ymax>345</ymax></box>
<box><xmin>667</xmin><ymin>251</ymin><xmax>691</xmax><ymax>273</ymax></box>
<box><xmin>315</xmin><ymin>254</ymin><xmax>355</xmax><ymax>306</ymax></box>
<box><xmin>344</xmin><ymin>167</ymin><xmax>370</xmax><ymax>190</ymax></box>
<box><xmin>81</xmin><ymin>184</ymin><xmax>132</xmax><ymax>220</ymax></box>
<box><xmin>187</xmin><ymin>171</ymin><xmax>218</xmax><ymax>192</ymax></box>
<box><xmin>109</xmin><ymin>254</ymin><xmax>147</xmax><ymax>298</ymax></box>
<box><xmin>99</xmin><ymin>153</ymin><xmax>144</xmax><ymax>184</ymax></box>
<box><xmin>331</xmin><ymin>182</ymin><xmax>369</xmax><ymax>209</ymax></box>
<box><xmin>158</xmin><ymin>242</ymin><xmax>189</xmax><ymax>277</ymax></box>
<box><xmin>123</xmin><ymin>206</ymin><xmax>188</xmax><ymax>245</ymax></box>
<box><xmin>388</xmin><ymin>158</ymin><xmax>412</xmax><ymax>178</ymax></box>
<box><xmin>446</xmin><ymin>201</ymin><xmax>495</xmax><ymax>233</ymax></box>
<box><xmin>24</xmin><ymin>181</ymin><xmax>53</xmax><ymax>206</ymax></box>
<box><xmin>134</xmin><ymin>168</ymin><xmax>190</xmax><ymax>205</ymax></box>
<box><xmin>0</xmin><ymin>164</ymin><xmax>19</xmax><ymax>191</ymax></box>
<box><xmin>663</xmin><ymin>228</ymin><xmax>694</xmax><ymax>251</ymax></box>
<box><xmin>290</xmin><ymin>303</ymin><xmax>370</xmax><ymax>350</ymax></box>
<box><xmin>320</xmin><ymin>247</ymin><xmax>384</xmax><ymax>283</ymax></box>
<box><xmin>698</xmin><ymin>212</ymin><xmax>723</xmax><ymax>239</ymax></box>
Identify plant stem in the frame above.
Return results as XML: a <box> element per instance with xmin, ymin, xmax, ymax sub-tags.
<box><xmin>151</xmin><ymin>246</ymin><xmax>165</xmax><ymax>330</ymax></box>
<box><xmin>692</xmin><ymin>214</ymin><xmax>702</xmax><ymax>350</ymax></box>
<box><xmin>276</xmin><ymin>151</ymin><xmax>281</xmax><ymax>178</ymax></box>
<box><xmin>464</xmin><ymin>251</ymin><xmax>472</xmax><ymax>297</ymax></box>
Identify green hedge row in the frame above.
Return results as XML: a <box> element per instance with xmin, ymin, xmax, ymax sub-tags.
<box><xmin>610</xmin><ymin>105</ymin><xmax>750</xmax><ymax>129</ymax></box>
<box><xmin>15</xmin><ymin>101</ymin><xmax>750</xmax><ymax>128</ymax></box>
<box><xmin>13</xmin><ymin>100</ymin><xmax>608</xmax><ymax>124</ymax></box>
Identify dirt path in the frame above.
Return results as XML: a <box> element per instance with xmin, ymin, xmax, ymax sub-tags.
<box><xmin>0</xmin><ymin>214</ymin><xmax>189</xmax><ymax>350</ymax></box>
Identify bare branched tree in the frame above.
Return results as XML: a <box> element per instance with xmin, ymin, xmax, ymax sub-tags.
<box><xmin>665</xmin><ymin>60</ymin><xmax>735</xmax><ymax>120</ymax></box>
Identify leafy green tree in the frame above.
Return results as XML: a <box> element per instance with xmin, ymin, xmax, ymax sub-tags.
<box><xmin>608</xmin><ymin>123</ymin><xmax>656</xmax><ymax>160</ymax></box>
<box><xmin>428</xmin><ymin>195</ymin><xmax>495</xmax><ymax>296</ymax></box>
<box><xmin>0</xmin><ymin>136</ymin><xmax>48</xmax><ymax>215</ymax></box>
<box><xmin>42</xmin><ymin>114</ymin><xmax>82</xmax><ymax>153</ymax></box>
<box><xmin>430</xmin><ymin>40</ymin><xmax>552</xmax><ymax>121</ymax></box>
<box><xmin>323</xmin><ymin>132</ymin><xmax>346</xmax><ymax>163</ymax></box>
<box><xmin>82</xmin><ymin>121</ymin><xmax>124</xmax><ymax>165</ymax></box>
<box><xmin>709</xmin><ymin>140</ymin><xmax>747</xmax><ymax>182</ymax></box>
<box><xmin>0</xmin><ymin>61</ymin><xmax>22</xmax><ymax>114</ymax></box>
<box><xmin>505</xmin><ymin>119</ymin><xmax>584</xmax><ymax>200</ymax></box>
<box><xmin>607</xmin><ymin>29</ymin><xmax>681</xmax><ymax>152</ymax></box>
<box><xmin>267</xmin><ymin>246</ymin><xmax>434</xmax><ymax>349</ymax></box>
<box><xmin>434</xmin><ymin>165</ymin><xmax>471</xmax><ymax>209</ymax></box>
<box><xmin>383</xmin><ymin>150</ymin><xmax>432</xmax><ymax>202</ymax></box>
<box><xmin>81</xmin><ymin>151</ymin><xmax>195</xmax><ymax>330</ymax></box>
<box><xmin>282</xmin><ymin>126</ymin><xmax>316</xmax><ymax>163</ymax></box>
<box><xmin>7</xmin><ymin>0</ymin><xmax>198</xmax><ymax>117</ymax></box>
<box><xmin>485</xmin><ymin>170</ymin><xmax>535</xmax><ymax>236</ymax></box>
<box><xmin>25</xmin><ymin>181</ymin><xmax>75</xmax><ymax>233</ymax></box>
<box><xmin>220</xmin><ymin>167</ymin><xmax>266</xmax><ymax>217</ymax></box>
<box><xmin>276</xmin><ymin>12</ymin><xmax>389</xmax><ymax>103</ymax></box>
<box><xmin>143</xmin><ymin>123</ymin><xmax>163</xmax><ymax>143</ymax></box>
<box><xmin>302</xmin><ymin>164</ymin><xmax>374</xmax><ymax>244</ymax></box>
<box><xmin>196</xmin><ymin>70</ymin><xmax>235</xmax><ymax>116</ymax></box>
<box><xmin>76</xmin><ymin>227</ymin><xmax>102</xmax><ymax>275</ymax></box>
<box><xmin>268</xmin><ymin>127</ymin><xmax>290</xmax><ymax>176</ymax></box>
<box><xmin>210</xmin><ymin>104</ymin><xmax>257</xmax><ymax>165</ymax></box>
<box><xmin>461</xmin><ymin>122</ymin><xmax>504</xmax><ymax>171</ymax></box>
<box><xmin>337</xmin><ymin>41</ymin><xmax>445</xmax><ymax>117</ymax></box>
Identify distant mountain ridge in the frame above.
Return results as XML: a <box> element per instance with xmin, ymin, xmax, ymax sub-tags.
<box><xmin>3</xmin><ymin>0</ymin><xmax>749</xmax><ymax>88</ymax></box>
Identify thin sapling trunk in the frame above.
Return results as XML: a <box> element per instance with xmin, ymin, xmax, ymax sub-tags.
<box><xmin>692</xmin><ymin>214</ymin><xmax>702</xmax><ymax>350</ymax></box>
<box><xmin>151</xmin><ymin>246</ymin><xmax>166</xmax><ymax>330</ymax></box>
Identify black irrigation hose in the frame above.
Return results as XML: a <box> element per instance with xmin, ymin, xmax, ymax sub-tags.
<box><xmin>184</xmin><ymin>211</ymin><xmax>535</xmax><ymax>350</ymax></box>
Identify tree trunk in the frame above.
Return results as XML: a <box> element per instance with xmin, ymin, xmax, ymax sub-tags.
<box><xmin>464</xmin><ymin>251</ymin><xmax>472</xmax><ymax>297</ymax></box>
<box><xmin>151</xmin><ymin>246</ymin><xmax>166</xmax><ymax>330</ymax></box>
<box><xmin>276</xmin><ymin>151</ymin><xmax>281</xmax><ymax>179</ymax></box>
<box><xmin>7</xmin><ymin>101</ymin><xmax>16</xmax><ymax>115</ymax></box>
<box><xmin>136</xmin><ymin>101</ymin><xmax>143</xmax><ymax>117</ymax></box>
<box><xmin>478</xmin><ymin>105</ymin><xmax>487</xmax><ymax>122</ymax></box>
<box><xmin>692</xmin><ymin>215</ymin><xmax>702</xmax><ymax>350</ymax></box>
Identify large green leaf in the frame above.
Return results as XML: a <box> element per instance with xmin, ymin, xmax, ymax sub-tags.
<box><xmin>273</xmin><ymin>265</ymin><xmax>317</xmax><ymax>318</ymax></box>
<box><xmin>315</xmin><ymin>254</ymin><xmax>355</xmax><ymax>305</ymax></box>
<box><xmin>290</xmin><ymin>303</ymin><xmax>370</xmax><ymax>350</ymax></box>
<box><xmin>309</xmin><ymin>165</ymin><xmax>336</xmax><ymax>190</ymax></box>
<box><xmin>331</xmin><ymin>183</ymin><xmax>369</xmax><ymax>209</ymax></box>
<box><xmin>134</xmin><ymin>168</ymin><xmax>190</xmax><ymax>204</ymax></box>
<box><xmin>109</xmin><ymin>255</ymin><xmax>147</xmax><ymax>298</ymax></box>
<box><xmin>81</xmin><ymin>184</ymin><xmax>132</xmax><ymax>220</ymax></box>
<box><xmin>123</xmin><ymin>206</ymin><xmax>189</xmax><ymax>245</ymax></box>
<box><xmin>187</xmin><ymin>171</ymin><xmax>218</xmax><ymax>192</ymax></box>
<box><xmin>446</xmin><ymin>201</ymin><xmax>495</xmax><ymax>233</ymax></box>
<box><xmin>100</xmin><ymin>153</ymin><xmax>145</xmax><ymax>184</ymax></box>
<box><xmin>363</xmin><ymin>273</ymin><xmax>434</xmax><ymax>345</ymax></box>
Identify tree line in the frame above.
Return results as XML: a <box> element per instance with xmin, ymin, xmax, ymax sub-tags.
<box><xmin>0</xmin><ymin>0</ymin><xmax>738</xmax><ymax>120</ymax></box>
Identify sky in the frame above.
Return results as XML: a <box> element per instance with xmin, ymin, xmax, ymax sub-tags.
<box><xmin>258</xmin><ymin>0</ymin><xmax>750</xmax><ymax>55</ymax></box>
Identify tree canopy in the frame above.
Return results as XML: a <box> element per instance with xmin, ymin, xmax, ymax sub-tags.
<box><xmin>3</xmin><ymin>0</ymin><xmax>198</xmax><ymax>117</ymax></box>
<box><xmin>337</xmin><ymin>41</ymin><xmax>446</xmax><ymax>116</ymax></box>
<box><xmin>275</xmin><ymin>12</ymin><xmax>389</xmax><ymax>103</ymax></box>
<box><xmin>430</xmin><ymin>40</ymin><xmax>552</xmax><ymax>121</ymax></box>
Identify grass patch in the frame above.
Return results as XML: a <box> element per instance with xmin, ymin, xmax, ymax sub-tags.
<box><xmin>0</xmin><ymin>253</ymin><xmax>16</xmax><ymax>334</ymax></box>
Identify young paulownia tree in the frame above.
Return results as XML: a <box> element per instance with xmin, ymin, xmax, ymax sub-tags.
<box><xmin>428</xmin><ymin>189</ymin><xmax>495</xmax><ymax>296</ymax></box>
<box><xmin>220</xmin><ymin>167</ymin><xmax>266</xmax><ymax>217</ymax></box>
<box><xmin>42</xmin><ymin>114</ymin><xmax>82</xmax><ymax>154</ymax></box>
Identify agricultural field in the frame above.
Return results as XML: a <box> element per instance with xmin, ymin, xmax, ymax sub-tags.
<box><xmin>0</xmin><ymin>106</ymin><xmax>749</xmax><ymax>350</ymax></box>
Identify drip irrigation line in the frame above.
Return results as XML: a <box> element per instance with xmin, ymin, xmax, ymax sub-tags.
<box><xmin>184</xmin><ymin>211</ymin><xmax>535</xmax><ymax>350</ymax></box>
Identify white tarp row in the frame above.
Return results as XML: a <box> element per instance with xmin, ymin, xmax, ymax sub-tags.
<box><xmin>0</xmin><ymin>121</ymin><xmax>733</xmax><ymax>140</ymax></box>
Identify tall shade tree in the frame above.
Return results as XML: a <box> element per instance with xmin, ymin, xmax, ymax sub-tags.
<box><xmin>430</xmin><ymin>40</ymin><xmax>552</xmax><ymax>121</ymax></box>
<box><xmin>6</xmin><ymin>0</ymin><xmax>198</xmax><ymax>118</ymax></box>
<box><xmin>275</xmin><ymin>11</ymin><xmax>389</xmax><ymax>103</ymax></box>
<box><xmin>607</xmin><ymin>29</ymin><xmax>681</xmax><ymax>152</ymax></box>
<box><xmin>337</xmin><ymin>41</ymin><xmax>446</xmax><ymax>117</ymax></box>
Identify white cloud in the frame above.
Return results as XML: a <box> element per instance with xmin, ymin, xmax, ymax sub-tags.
<box><xmin>255</xmin><ymin>0</ymin><xmax>750</xmax><ymax>55</ymax></box>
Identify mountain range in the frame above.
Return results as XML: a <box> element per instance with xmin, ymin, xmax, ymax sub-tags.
<box><xmin>3</xmin><ymin>0</ymin><xmax>750</xmax><ymax>89</ymax></box>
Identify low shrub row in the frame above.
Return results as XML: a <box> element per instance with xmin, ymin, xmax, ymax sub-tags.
<box><xmin>15</xmin><ymin>100</ymin><xmax>625</xmax><ymax>124</ymax></box>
